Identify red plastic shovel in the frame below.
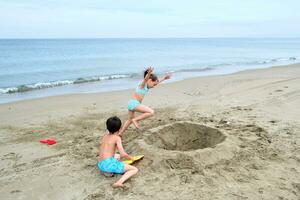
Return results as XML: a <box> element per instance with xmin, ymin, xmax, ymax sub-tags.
<box><xmin>39</xmin><ymin>138</ymin><xmax>56</xmax><ymax>145</ymax></box>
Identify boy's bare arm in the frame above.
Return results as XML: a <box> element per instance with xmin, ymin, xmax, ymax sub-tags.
<box><xmin>116</xmin><ymin>136</ymin><xmax>134</xmax><ymax>160</ymax></box>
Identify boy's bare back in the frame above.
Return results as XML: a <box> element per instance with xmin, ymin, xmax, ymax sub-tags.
<box><xmin>99</xmin><ymin>134</ymin><xmax>119</xmax><ymax>161</ymax></box>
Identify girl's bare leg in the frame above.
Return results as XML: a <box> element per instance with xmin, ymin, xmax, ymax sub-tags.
<box><xmin>113</xmin><ymin>165</ymin><xmax>138</xmax><ymax>187</ymax></box>
<box><xmin>131</xmin><ymin>105</ymin><xmax>154</xmax><ymax>129</ymax></box>
<box><xmin>119</xmin><ymin>111</ymin><xmax>135</xmax><ymax>136</ymax></box>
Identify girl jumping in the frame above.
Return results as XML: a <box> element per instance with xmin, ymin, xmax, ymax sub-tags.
<box><xmin>119</xmin><ymin>67</ymin><xmax>171</xmax><ymax>136</ymax></box>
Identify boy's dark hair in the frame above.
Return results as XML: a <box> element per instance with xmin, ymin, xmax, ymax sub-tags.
<box><xmin>144</xmin><ymin>69</ymin><xmax>158</xmax><ymax>81</ymax></box>
<box><xmin>106</xmin><ymin>116</ymin><xmax>122</xmax><ymax>134</ymax></box>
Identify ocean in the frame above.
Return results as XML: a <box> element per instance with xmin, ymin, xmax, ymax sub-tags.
<box><xmin>0</xmin><ymin>38</ymin><xmax>299</xmax><ymax>104</ymax></box>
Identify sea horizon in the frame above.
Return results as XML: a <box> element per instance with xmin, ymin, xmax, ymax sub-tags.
<box><xmin>1</xmin><ymin>37</ymin><xmax>300</xmax><ymax>39</ymax></box>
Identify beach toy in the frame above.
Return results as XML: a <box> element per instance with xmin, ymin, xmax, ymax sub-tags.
<box><xmin>39</xmin><ymin>138</ymin><xmax>57</xmax><ymax>145</ymax></box>
<box><xmin>123</xmin><ymin>155</ymin><xmax>144</xmax><ymax>165</ymax></box>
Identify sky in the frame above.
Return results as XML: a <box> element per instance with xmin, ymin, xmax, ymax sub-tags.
<box><xmin>0</xmin><ymin>0</ymin><xmax>299</xmax><ymax>38</ymax></box>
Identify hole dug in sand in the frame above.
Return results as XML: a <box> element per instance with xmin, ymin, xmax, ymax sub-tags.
<box><xmin>146</xmin><ymin>122</ymin><xmax>226</xmax><ymax>151</ymax></box>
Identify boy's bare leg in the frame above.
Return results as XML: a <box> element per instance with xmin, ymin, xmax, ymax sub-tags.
<box><xmin>113</xmin><ymin>165</ymin><xmax>138</xmax><ymax>187</ymax></box>
<box><xmin>114</xmin><ymin>153</ymin><xmax>121</xmax><ymax>160</ymax></box>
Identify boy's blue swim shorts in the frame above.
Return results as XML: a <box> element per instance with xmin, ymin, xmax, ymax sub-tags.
<box><xmin>98</xmin><ymin>157</ymin><xmax>125</xmax><ymax>174</ymax></box>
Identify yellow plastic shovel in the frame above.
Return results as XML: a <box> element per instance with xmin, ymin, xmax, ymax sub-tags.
<box><xmin>123</xmin><ymin>155</ymin><xmax>144</xmax><ymax>165</ymax></box>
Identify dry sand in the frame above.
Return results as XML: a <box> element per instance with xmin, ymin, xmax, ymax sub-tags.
<box><xmin>0</xmin><ymin>64</ymin><xmax>300</xmax><ymax>200</ymax></box>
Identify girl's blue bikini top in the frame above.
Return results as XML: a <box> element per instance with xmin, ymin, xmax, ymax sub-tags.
<box><xmin>135</xmin><ymin>84</ymin><xmax>149</xmax><ymax>95</ymax></box>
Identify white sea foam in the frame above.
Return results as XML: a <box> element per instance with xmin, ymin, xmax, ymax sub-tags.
<box><xmin>0</xmin><ymin>74</ymin><xmax>131</xmax><ymax>94</ymax></box>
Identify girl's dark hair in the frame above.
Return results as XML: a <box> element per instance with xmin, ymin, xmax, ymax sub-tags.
<box><xmin>144</xmin><ymin>69</ymin><xmax>158</xmax><ymax>81</ymax></box>
<box><xmin>106</xmin><ymin>116</ymin><xmax>122</xmax><ymax>133</ymax></box>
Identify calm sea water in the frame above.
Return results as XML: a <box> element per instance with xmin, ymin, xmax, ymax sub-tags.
<box><xmin>0</xmin><ymin>38</ymin><xmax>299</xmax><ymax>104</ymax></box>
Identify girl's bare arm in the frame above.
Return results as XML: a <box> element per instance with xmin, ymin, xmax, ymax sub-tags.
<box><xmin>158</xmin><ymin>73</ymin><xmax>172</xmax><ymax>84</ymax></box>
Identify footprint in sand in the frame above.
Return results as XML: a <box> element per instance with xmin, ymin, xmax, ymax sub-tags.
<box><xmin>10</xmin><ymin>190</ymin><xmax>22</xmax><ymax>194</ymax></box>
<box><xmin>1</xmin><ymin>152</ymin><xmax>22</xmax><ymax>161</ymax></box>
<box><xmin>269</xmin><ymin>120</ymin><xmax>277</xmax><ymax>124</ymax></box>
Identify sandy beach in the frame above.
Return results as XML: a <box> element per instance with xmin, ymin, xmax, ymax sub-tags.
<box><xmin>0</xmin><ymin>64</ymin><xmax>300</xmax><ymax>200</ymax></box>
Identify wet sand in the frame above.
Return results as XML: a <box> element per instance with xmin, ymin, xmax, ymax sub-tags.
<box><xmin>0</xmin><ymin>64</ymin><xmax>300</xmax><ymax>200</ymax></box>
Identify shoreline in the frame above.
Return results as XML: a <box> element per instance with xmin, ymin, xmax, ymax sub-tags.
<box><xmin>0</xmin><ymin>62</ymin><xmax>299</xmax><ymax>106</ymax></box>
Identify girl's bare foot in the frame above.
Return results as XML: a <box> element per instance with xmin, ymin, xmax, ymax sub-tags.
<box><xmin>132</xmin><ymin>119</ymin><xmax>141</xmax><ymax>129</ymax></box>
<box><xmin>113</xmin><ymin>182</ymin><xmax>125</xmax><ymax>188</ymax></box>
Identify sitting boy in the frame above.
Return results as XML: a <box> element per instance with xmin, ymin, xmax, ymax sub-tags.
<box><xmin>98</xmin><ymin>116</ymin><xmax>138</xmax><ymax>187</ymax></box>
